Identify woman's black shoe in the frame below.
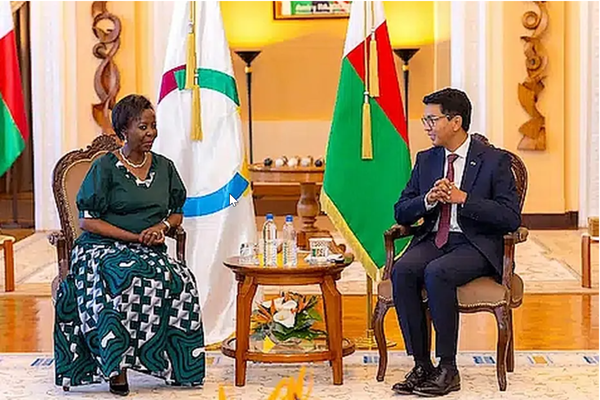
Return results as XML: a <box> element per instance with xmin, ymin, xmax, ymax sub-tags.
<box><xmin>109</xmin><ymin>382</ymin><xmax>130</xmax><ymax>396</ymax></box>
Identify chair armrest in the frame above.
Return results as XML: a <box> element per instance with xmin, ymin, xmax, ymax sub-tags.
<box><xmin>501</xmin><ymin>226</ymin><xmax>528</xmax><ymax>289</ymax></box>
<box><xmin>382</xmin><ymin>224</ymin><xmax>415</xmax><ymax>281</ymax></box>
<box><xmin>504</xmin><ymin>226</ymin><xmax>529</xmax><ymax>245</ymax></box>
<box><xmin>166</xmin><ymin>226</ymin><xmax>186</xmax><ymax>264</ymax></box>
<box><xmin>384</xmin><ymin>224</ymin><xmax>414</xmax><ymax>241</ymax></box>
<box><xmin>48</xmin><ymin>231</ymin><xmax>70</xmax><ymax>282</ymax></box>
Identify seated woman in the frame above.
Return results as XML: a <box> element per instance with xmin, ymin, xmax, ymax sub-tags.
<box><xmin>54</xmin><ymin>95</ymin><xmax>205</xmax><ymax>396</ymax></box>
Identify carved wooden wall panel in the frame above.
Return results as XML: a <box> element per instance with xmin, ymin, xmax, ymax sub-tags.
<box><xmin>91</xmin><ymin>1</ymin><xmax>121</xmax><ymax>136</ymax></box>
<box><xmin>518</xmin><ymin>1</ymin><xmax>548</xmax><ymax>151</ymax></box>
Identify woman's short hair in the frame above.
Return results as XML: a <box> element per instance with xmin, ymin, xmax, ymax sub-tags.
<box><xmin>111</xmin><ymin>94</ymin><xmax>154</xmax><ymax>140</ymax></box>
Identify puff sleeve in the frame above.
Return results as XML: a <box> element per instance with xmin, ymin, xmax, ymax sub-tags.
<box><xmin>168</xmin><ymin>160</ymin><xmax>187</xmax><ymax>214</ymax></box>
<box><xmin>76</xmin><ymin>158</ymin><xmax>111</xmax><ymax>219</ymax></box>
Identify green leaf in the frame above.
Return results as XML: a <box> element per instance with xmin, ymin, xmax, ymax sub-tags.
<box><xmin>307</xmin><ymin>308</ymin><xmax>322</xmax><ymax>322</ymax></box>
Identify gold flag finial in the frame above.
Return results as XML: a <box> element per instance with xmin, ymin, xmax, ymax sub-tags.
<box><xmin>186</xmin><ymin>1</ymin><xmax>203</xmax><ymax>141</ymax></box>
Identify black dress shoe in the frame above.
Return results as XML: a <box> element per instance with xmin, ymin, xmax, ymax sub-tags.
<box><xmin>391</xmin><ymin>364</ymin><xmax>435</xmax><ymax>395</ymax></box>
<box><xmin>413</xmin><ymin>365</ymin><xmax>460</xmax><ymax>397</ymax></box>
<box><xmin>109</xmin><ymin>382</ymin><xmax>130</xmax><ymax>396</ymax></box>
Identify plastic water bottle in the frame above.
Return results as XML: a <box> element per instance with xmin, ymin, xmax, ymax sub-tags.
<box><xmin>282</xmin><ymin>215</ymin><xmax>298</xmax><ymax>266</ymax></box>
<box><xmin>262</xmin><ymin>213</ymin><xmax>278</xmax><ymax>266</ymax></box>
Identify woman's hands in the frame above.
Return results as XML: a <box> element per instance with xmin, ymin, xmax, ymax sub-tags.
<box><xmin>138</xmin><ymin>223</ymin><xmax>167</xmax><ymax>246</ymax></box>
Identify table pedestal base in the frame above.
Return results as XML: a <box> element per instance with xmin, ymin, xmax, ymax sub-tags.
<box><xmin>297</xmin><ymin>182</ymin><xmax>345</xmax><ymax>254</ymax></box>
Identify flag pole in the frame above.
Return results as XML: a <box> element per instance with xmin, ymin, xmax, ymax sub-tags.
<box><xmin>355</xmin><ymin>1</ymin><xmax>376</xmax><ymax>350</ymax></box>
<box><xmin>361</xmin><ymin>1</ymin><xmax>372</xmax><ymax>160</ymax></box>
<box><xmin>186</xmin><ymin>0</ymin><xmax>203</xmax><ymax>141</ymax></box>
<box><xmin>354</xmin><ymin>1</ymin><xmax>395</xmax><ymax>351</ymax></box>
<box><xmin>354</xmin><ymin>274</ymin><xmax>377</xmax><ymax>349</ymax></box>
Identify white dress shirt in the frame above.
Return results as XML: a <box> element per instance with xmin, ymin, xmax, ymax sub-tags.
<box><xmin>425</xmin><ymin>134</ymin><xmax>472</xmax><ymax>233</ymax></box>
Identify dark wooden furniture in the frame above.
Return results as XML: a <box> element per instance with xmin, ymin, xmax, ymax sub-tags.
<box><xmin>373</xmin><ymin>133</ymin><xmax>529</xmax><ymax>391</ymax></box>
<box><xmin>0</xmin><ymin>235</ymin><xmax>15</xmax><ymax>292</ymax></box>
<box><xmin>222</xmin><ymin>255</ymin><xmax>356</xmax><ymax>387</ymax></box>
<box><xmin>248</xmin><ymin>164</ymin><xmax>345</xmax><ymax>253</ymax></box>
<box><xmin>49</xmin><ymin>134</ymin><xmax>187</xmax><ymax>301</ymax></box>
<box><xmin>581</xmin><ymin>217</ymin><xmax>599</xmax><ymax>288</ymax></box>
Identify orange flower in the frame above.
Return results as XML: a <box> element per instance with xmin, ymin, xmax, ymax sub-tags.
<box><xmin>296</xmin><ymin>296</ymin><xmax>307</xmax><ymax>313</ymax></box>
<box><xmin>254</xmin><ymin>303</ymin><xmax>273</xmax><ymax>324</ymax></box>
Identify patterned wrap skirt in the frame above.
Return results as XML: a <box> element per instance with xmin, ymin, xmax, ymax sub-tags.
<box><xmin>54</xmin><ymin>238</ymin><xmax>205</xmax><ymax>388</ymax></box>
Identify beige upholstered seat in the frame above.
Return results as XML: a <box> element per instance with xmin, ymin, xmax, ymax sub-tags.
<box><xmin>377</xmin><ymin>274</ymin><xmax>524</xmax><ymax>309</ymax></box>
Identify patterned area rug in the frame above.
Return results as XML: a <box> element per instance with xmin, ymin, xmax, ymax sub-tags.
<box><xmin>0</xmin><ymin>351</ymin><xmax>597</xmax><ymax>399</ymax></box>
<box><xmin>0</xmin><ymin>229</ymin><xmax>596</xmax><ymax>294</ymax></box>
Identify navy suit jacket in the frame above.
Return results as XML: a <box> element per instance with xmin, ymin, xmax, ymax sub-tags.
<box><xmin>394</xmin><ymin>138</ymin><xmax>522</xmax><ymax>275</ymax></box>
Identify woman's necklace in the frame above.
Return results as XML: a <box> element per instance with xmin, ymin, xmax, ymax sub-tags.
<box><xmin>119</xmin><ymin>148</ymin><xmax>147</xmax><ymax>168</ymax></box>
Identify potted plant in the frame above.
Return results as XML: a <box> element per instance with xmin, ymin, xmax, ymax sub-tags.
<box><xmin>251</xmin><ymin>292</ymin><xmax>326</xmax><ymax>348</ymax></box>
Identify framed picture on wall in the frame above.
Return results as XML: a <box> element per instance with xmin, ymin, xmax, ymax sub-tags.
<box><xmin>273</xmin><ymin>1</ymin><xmax>351</xmax><ymax>20</ymax></box>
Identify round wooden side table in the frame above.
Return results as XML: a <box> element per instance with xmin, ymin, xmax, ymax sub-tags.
<box><xmin>222</xmin><ymin>255</ymin><xmax>356</xmax><ymax>386</ymax></box>
<box><xmin>248</xmin><ymin>164</ymin><xmax>345</xmax><ymax>252</ymax></box>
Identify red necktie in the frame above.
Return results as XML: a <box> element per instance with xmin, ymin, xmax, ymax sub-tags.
<box><xmin>435</xmin><ymin>154</ymin><xmax>459</xmax><ymax>248</ymax></box>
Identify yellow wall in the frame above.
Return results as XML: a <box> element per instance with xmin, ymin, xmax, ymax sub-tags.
<box><xmin>74</xmin><ymin>1</ymin><xmax>99</xmax><ymax>149</ymax></box>
<box><xmin>221</xmin><ymin>1</ymin><xmax>435</xmax><ymax>123</ymax></box>
<box><xmin>564</xmin><ymin>1</ymin><xmax>581</xmax><ymax>213</ymax></box>
<box><xmin>70</xmin><ymin>1</ymin><xmax>584</xmax><ymax>215</ymax></box>
<box><xmin>502</xmin><ymin>1</ymin><xmax>580</xmax><ymax>213</ymax></box>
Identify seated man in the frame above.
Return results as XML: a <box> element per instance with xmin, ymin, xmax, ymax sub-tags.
<box><xmin>390</xmin><ymin>88</ymin><xmax>521</xmax><ymax>397</ymax></box>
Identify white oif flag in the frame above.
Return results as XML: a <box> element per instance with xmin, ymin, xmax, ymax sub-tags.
<box><xmin>155</xmin><ymin>1</ymin><xmax>256</xmax><ymax>345</ymax></box>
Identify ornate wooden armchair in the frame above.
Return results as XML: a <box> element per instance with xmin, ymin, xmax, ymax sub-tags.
<box><xmin>373</xmin><ymin>134</ymin><xmax>528</xmax><ymax>391</ymax></box>
<box><xmin>49</xmin><ymin>135</ymin><xmax>187</xmax><ymax>300</ymax></box>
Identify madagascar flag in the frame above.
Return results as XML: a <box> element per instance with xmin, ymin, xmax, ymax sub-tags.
<box><xmin>320</xmin><ymin>1</ymin><xmax>411</xmax><ymax>280</ymax></box>
<box><xmin>0</xmin><ymin>2</ymin><xmax>28</xmax><ymax>177</ymax></box>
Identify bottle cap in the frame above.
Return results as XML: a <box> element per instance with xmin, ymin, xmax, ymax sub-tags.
<box><xmin>266</xmin><ymin>213</ymin><xmax>273</xmax><ymax>220</ymax></box>
<box><xmin>285</xmin><ymin>215</ymin><xmax>293</xmax><ymax>222</ymax></box>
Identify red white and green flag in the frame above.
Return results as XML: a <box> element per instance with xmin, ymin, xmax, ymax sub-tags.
<box><xmin>321</xmin><ymin>1</ymin><xmax>411</xmax><ymax>280</ymax></box>
<box><xmin>0</xmin><ymin>2</ymin><xmax>28</xmax><ymax>177</ymax></box>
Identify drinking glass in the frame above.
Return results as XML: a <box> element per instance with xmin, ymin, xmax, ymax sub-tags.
<box><xmin>239</xmin><ymin>243</ymin><xmax>259</xmax><ymax>265</ymax></box>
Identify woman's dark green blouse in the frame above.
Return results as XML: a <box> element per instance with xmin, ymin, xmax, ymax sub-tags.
<box><xmin>76</xmin><ymin>152</ymin><xmax>186</xmax><ymax>236</ymax></box>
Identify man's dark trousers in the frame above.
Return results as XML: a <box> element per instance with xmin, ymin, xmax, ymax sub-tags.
<box><xmin>391</xmin><ymin>232</ymin><xmax>496</xmax><ymax>358</ymax></box>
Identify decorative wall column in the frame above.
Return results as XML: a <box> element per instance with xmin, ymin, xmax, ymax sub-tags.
<box><xmin>485</xmin><ymin>1</ymin><xmax>505</xmax><ymax>148</ymax></box>
<box><xmin>450</xmin><ymin>1</ymin><xmax>487</xmax><ymax>136</ymax></box>
<box><xmin>449</xmin><ymin>1</ymin><xmax>505</xmax><ymax>146</ymax></box>
<box><xmin>433</xmin><ymin>0</ymin><xmax>451</xmax><ymax>90</ymax></box>
<box><xmin>30</xmin><ymin>1</ymin><xmax>80</xmax><ymax>230</ymax></box>
<box><xmin>151</xmin><ymin>1</ymin><xmax>175</xmax><ymax>103</ymax></box>
<box><xmin>579</xmin><ymin>1</ymin><xmax>599</xmax><ymax>226</ymax></box>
